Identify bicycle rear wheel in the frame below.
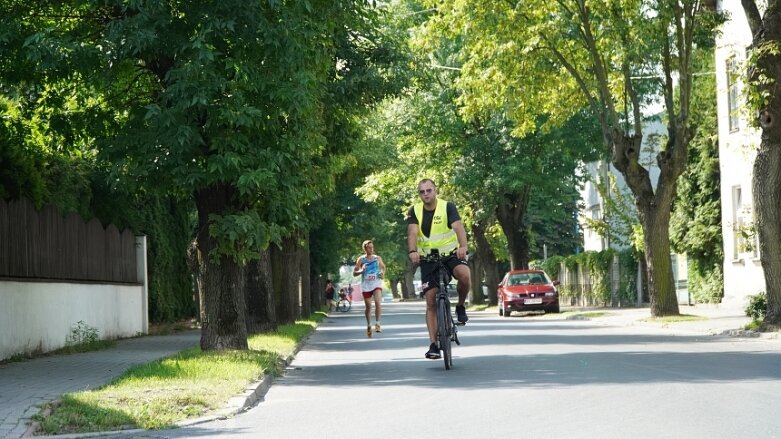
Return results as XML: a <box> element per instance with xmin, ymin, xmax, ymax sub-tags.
<box><xmin>437</xmin><ymin>297</ymin><xmax>451</xmax><ymax>370</ymax></box>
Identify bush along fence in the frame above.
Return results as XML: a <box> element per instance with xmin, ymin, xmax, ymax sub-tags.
<box><xmin>533</xmin><ymin>249</ymin><xmax>645</xmax><ymax>307</ymax></box>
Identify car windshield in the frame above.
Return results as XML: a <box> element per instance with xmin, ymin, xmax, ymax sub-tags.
<box><xmin>507</xmin><ymin>272</ymin><xmax>549</xmax><ymax>286</ymax></box>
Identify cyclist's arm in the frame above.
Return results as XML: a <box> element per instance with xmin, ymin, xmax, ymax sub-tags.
<box><xmin>451</xmin><ymin>219</ymin><xmax>468</xmax><ymax>259</ymax></box>
<box><xmin>407</xmin><ymin>223</ymin><xmax>420</xmax><ymax>264</ymax></box>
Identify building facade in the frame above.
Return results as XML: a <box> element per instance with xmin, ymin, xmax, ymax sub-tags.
<box><xmin>715</xmin><ymin>1</ymin><xmax>766</xmax><ymax>308</ymax></box>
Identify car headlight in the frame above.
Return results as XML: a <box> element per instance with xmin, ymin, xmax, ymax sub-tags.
<box><xmin>545</xmin><ymin>291</ymin><xmax>556</xmax><ymax>297</ymax></box>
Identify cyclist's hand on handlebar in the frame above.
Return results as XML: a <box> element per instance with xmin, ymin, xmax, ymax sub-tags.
<box><xmin>456</xmin><ymin>246</ymin><xmax>468</xmax><ymax>260</ymax></box>
<box><xmin>409</xmin><ymin>250</ymin><xmax>420</xmax><ymax>265</ymax></box>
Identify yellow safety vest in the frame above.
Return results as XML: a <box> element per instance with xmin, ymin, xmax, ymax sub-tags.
<box><xmin>414</xmin><ymin>199</ymin><xmax>458</xmax><ymax>255</ymax></box>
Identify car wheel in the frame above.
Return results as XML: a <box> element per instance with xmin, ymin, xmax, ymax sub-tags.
<box><xmin>503</xmin><ymin>307</ymin><xmax>512</xmax><ymax>317</ymax></box>
<box><xmin>548</xmin><ymin>302</ymin><xmax>560</xmax><ymax>313</ymax></box>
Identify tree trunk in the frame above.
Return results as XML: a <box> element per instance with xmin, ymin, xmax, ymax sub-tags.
<box><xmin>641</xmin><ymin>213</ymin><xmax>678</xmax><ymax>315</ymax></box>
<box><xmin>743</xmin><ymin>1</ymin><xmax>781</xmax><ymax>329</ymax></box>
<box><xmin>186</xmin><ymin>239</ymin><xmax>205</xmax><ymax>323</ymax></box>
<box><xmin>612</xmin><ymin>130</ymin><xmax>682</xmax><ymax>316</ymax></box>
<box><xmin>752</xmin><ymin>126</ymin><xmax>781</xmax><ymax>330</ymax></box>
<box><xmin>271</xmin><ymin>235</ymin><xmax>301</xmax><ymax>324</ymax></box>
<box><xmin>300</xmin><ymin>237</ymin><xmax>312</xmax><ymax>318</ymax></box>
<box><xmin>311</xmin><ymin>271</ymin><xmax>324</xmax><ymax>312</ymax></box>
<box><xmin>495</xmin><ymin>189</ymin><xmax>531</xmax><ymax>270</ymax></box>
<box><xmin>471</xmin><ymin>221</ymin><xmax>500</xmax><ymax>305</ymax></box>
<box><xmin>195</xmin><ymin>184</ymin><xmax>248</xmax><ymax>350</ymax></box>
<box><xmin>245</xmin><ymin>248</ymin><xmax>276</xmax><ymax>334</ymax></box>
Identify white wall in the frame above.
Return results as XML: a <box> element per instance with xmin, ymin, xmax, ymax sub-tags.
<box><xmin>715</xmin><ymin>0</ymin><xmax>766</xmax><ymax>308</ymax></box>
<box><xmin>0</xmin><ymin>236</ymin><xmax>149</xmax><ymax>361</ymax></box>
<box><xmin>0</xmin><ymin>281</ymin><xmax>146</xmax><ymax>360</ymax></box>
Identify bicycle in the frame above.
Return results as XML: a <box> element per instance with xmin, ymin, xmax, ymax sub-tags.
<box><xmin>336</xmin><ymin>294</ymin><xmax>352</xmax><ymax>312</ymax></box>
<box><xmin>420</xmin><ymin>250</ymin><xmax>464</xmax><ymax>370</ymax></box>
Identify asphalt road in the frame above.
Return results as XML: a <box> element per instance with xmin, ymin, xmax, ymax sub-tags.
<box><xmin>104</xmin><ymin>302</ymin><xmax>781</xmax><ymax>439</ymax></box>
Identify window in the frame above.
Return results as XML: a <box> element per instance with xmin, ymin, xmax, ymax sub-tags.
<box><xmin>732</xmin><ymin>185</ymin><xmax>744</xmax><ymax>260</ymax></box>
<box><xmin>727</xmin><ymin>56</ymin><xmax>740</xmax><ymax>132</ymax></box>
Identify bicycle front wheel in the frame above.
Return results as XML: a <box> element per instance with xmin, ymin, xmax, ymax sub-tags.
<box><xmin>337</xmin><ymin>299</ymin><xmax>351</xmax><ymax>312</ymax></box>
<box><xmin>437</xmin><ymin>297</ymin><xmax>452</xmax><ymax>370</ymax></box>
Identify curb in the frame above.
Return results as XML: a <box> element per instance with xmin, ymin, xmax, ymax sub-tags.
<box><xmin>720</xmin><ymin>328</ymin><xmax>779</xmax><ymax>339</ymax></box>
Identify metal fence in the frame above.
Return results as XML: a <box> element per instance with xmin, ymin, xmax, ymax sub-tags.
<box><xmin>0</xmin><ymin>198</ymin><xmax>138</xmax><ymax>283</ymax></box>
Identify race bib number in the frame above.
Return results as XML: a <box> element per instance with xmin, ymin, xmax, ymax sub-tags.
<box><xmin>366</xmin><ymin>274</ymin><xmax>377</xmax><ymax>281</ymax></box>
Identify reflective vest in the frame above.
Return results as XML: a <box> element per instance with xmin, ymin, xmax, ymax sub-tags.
<box><xmin>415</xmin><ymin>199</ymin><xmax>458</xmax><ymax>255</ymax></box>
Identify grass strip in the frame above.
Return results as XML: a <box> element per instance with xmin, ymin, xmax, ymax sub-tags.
<box><xmin>640</xmin><ymin>314</ymin><xmax>707</xmax><ymax>324</ymax></box>
<box><xmin>571</xmin><ymin>311</ymin><xmax>612</xmax><ymax>318</ymax></box>
<box><xmin>36</xmin><ymin>312</ymin><xmax>326</xmax><ymax>434</ymax></box>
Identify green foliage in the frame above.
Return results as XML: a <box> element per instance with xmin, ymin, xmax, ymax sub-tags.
<box><xmin>617</xmin><ymin>249</ymin><xmax>639</xmax><ymax>305</ymax></box>
<box><xmin>669</xmin><ymin>47</ymin><xmax>723</xmax><ymax>304</ymax></box>
<box><xmin>65</xmin><ymin>321</ymin><xmax>99</xmax><ymax>347</ymax></box>
<box><xmin>582</xmin><ymin>250</ymin><xmax>615</xmax><ymax>305</ymax></box>
<box><xmin>533</xmin><ymin>248</ymin><xmax>640</xmax><ymax>306</ymax></box>
<box><xmin>536</xmin><ymin>255</ymin><xmax>564</xmax><ymax>281</ymax></box>
<box><xmin>687</xmin><ymin>259</ymin><xmax>723</xmax><ymax>304</ymax></box>
<box><xmin>745</xmin><ymin>292</ymin><xmax>767</xmax><ymax>320</ymax></box>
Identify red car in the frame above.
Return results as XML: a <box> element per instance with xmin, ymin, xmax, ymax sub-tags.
<box><xmin>497</xmin><ymin>269</ymin><xmax>560</xmax><ymax>316</ymax></box>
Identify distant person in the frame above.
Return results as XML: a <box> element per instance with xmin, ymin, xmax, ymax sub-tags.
<box><xmin>353</xmin><ymin>240</ymin><xmax>386</xmax><ymax>337</ymax></box>
<box><xmin>324</xmin><ymin>279</ymin><xmax>336</xmax><ymax>312</ymax></box>
<box><xmin>406</xmin><ymin>178</ymin><xmax>470</xmax><ymax>360</ymax></box>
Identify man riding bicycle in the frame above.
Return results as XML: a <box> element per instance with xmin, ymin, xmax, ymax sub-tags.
<box><xmin>406</xmin><ymin>178</ymin><xmax>471</xmax><ymax>359</ymax></box>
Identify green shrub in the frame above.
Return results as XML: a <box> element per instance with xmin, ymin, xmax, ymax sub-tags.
<box><xmin>65</xmin><ymin>321</ymin><xmax>100</xmax><ymax>347</ymax></box>
<box><xmin>744</xmin><ymin>292</ymin><xmax>767</xmax><ymax>320</ymax></box>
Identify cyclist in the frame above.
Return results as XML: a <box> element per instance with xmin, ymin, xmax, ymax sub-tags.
<box><xmin>353</xmin><ymin>240</ymin><xmax>386</xmax><ymax>338</ymax></box>
<box><xmin>406</xmin><ymin>178</ymin><xmax>471</xmax><ymax>360</ymax></box>
<box><xmin>324</xmin><ymin>279</ymin><xmax>336</xmax><ymax>312</ymax></box>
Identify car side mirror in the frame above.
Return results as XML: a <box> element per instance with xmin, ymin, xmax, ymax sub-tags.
<box><xmin>553</xmin><ymin>280</ymin><xmax>560</xmax><ymax>286</ymax></box>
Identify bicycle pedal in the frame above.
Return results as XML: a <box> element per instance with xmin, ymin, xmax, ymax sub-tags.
<box><xmin>455</xmin><ymin>322</ymin><xmax>466</xmax><ymax>326</ymax></box>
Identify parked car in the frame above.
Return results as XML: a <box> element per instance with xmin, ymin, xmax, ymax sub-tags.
<box><xmin>497</xmin><ymin>269</ymin><xmax>559</xmax><ymax>316</ymax></box>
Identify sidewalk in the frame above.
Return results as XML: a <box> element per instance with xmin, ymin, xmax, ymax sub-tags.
<box><xmin>565</xmin><ymin>304</ymin><xmax>777</xmax><ymax>339</ymax></box>
<box><xmin>0</xmin><ymin>330</ymin><xmax>200</xmax><ymax>439</ymax></box>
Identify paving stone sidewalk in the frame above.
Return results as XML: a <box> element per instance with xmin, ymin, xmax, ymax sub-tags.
<box><xmin>0</xmin><ymin>330</ymin><xmax>200</xmax><ymax>439</ymax></box>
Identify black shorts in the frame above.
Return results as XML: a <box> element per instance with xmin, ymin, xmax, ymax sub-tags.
<box><xmin>420</xmin><ymin>255</ymin><xmax>467</xmax><ymax>295</ymax></box>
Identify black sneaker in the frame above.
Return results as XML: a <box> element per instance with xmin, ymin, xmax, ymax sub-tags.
<box><xmin>425</xmin><ymin>343</ymin><xmax>441</xmax><ymax>359</ymax></box>
<box><xmin>456</xmin><ymin>304</ymin><xmax>468</xmax><ymax>323</ymax></box>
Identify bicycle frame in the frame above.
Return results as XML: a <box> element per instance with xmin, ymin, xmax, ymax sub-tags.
<box><xmin>421</xmin><ymin>251</ymin><xmax>461</xmax><ymax>370</ymax></box>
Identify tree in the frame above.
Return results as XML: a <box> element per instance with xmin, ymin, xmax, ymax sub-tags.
<box><xmin>0</xmin><ymin>1</ymin><xmax>376</xmax><ymax>349</ymax></box>
<box><xmin>420</xmin><ymin>0</ymin><xmax>723</xmax><ymax>316</ymax></box>
<box><xmin>669</xmin><ymin>48</ymin><xmax>723</xmax><ymax>304</ymax></box>
<box><xmin>741</xmin><ymin>0</ymin><xmax>781</xmax><ymax>329</ymax></box>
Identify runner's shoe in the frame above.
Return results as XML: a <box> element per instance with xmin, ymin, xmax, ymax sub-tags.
<box><xmin>367</xmin><ymin>325</ymin><xmax>372</xmax><ymax>338</ymax></box>
<box><xmin>456</xmin><ymin>304</ymin><xmax>469</xmax><ymax>323</ymax></box>
<box><xmin>425</xmin><ymin>343</ymin><xmax>441</xmax><ymax>359</ymax></box>
<box><xmin>375</xmin><ymin>323</ymin><xmax>382</xmax><ymax>333</ymax></box>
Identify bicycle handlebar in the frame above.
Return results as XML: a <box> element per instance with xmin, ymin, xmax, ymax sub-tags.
<box><xmin>418</xmin><ymin>250</ymin><xmax>467</xmax><ymax>264</ymax></box>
